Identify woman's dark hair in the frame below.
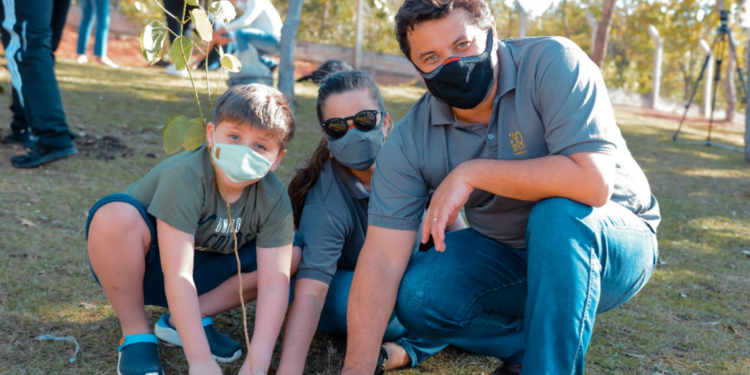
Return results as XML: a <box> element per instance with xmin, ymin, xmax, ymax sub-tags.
<box><xmin>288</xmin><ymin>70</ymin><xmax>386</xmax><ymax>229</ymax></box>
<box><xmin>395</xmin><ymin>0</ymin><xmax>493</xmax><ymax>61</ymax></box>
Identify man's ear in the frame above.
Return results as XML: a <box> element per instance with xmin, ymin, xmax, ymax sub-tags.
<box><xmin>270</xmin><ymin>149</ymin><xmax>287</xmax><ymax>172</ymax></box>
<box><xmin>383</xmin><ymin>112</ymin><xmax>392</xmax><ymax>136</ymax></box>
<box><xmin>206</xmin><ymin>122</ymin><xmax>216</xmax><ymax>149</ymax></box>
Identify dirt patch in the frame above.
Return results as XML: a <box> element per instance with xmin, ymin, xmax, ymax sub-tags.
<box><xmin>74</xmin><ymin>135</ymin><xmax>133</xmax><ymax>160</ymax></box>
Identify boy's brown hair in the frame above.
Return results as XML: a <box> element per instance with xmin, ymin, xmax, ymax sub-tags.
<box><xmin>395</xmin><ymin>0</ymin><xmax>493</xmax><ymax>61</ymax></box>
<box><xmin>213</xmin><ymin>84</ymin><xmax>296</xmax><ymax>149</ymax></box>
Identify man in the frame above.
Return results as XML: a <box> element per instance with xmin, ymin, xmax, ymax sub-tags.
<box><xmin>341</xmin><ymin>1</ymin><xmax>660</xmax><ymax>374</ymax></box>
<box><xmin>1</xmin><ymin>0</ymin><xmax>77</xmax><ymax>168</ymax></box>
<box><xmin>211</xmin><ymin>0</ymin><xmax>282</xmax><ymax>72</ymax></box>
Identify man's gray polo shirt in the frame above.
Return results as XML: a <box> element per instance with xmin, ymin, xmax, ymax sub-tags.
<box><xmin>369</xmin><ymin>36</ymin><xmax>660</xmax><ymax>249</ymax></box>
<box><xmin>295</xmin><ymin>159</ymin><xmax>371</xmax><ymax>285</ymax></box>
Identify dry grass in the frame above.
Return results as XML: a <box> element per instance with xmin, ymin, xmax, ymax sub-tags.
<box><xmin>0</xmin><ymin>58</ymin><xmax>748</xmax><ymax>375</ymax></box>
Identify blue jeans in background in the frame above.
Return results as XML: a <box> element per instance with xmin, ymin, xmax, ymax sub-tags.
<box><xmin>233</xmin><ymin>28</ymin><xmax>279</xmax><ymax>69</ymax></box>
<box><xmin>314</xmin><ymin>269</ymin><xmax>448</xmax><ymax>367</ymax></box>
<box><xmin>77</xmin><ymin>0</ymin><xmax>110</xmax><ymax>57</ymax></box>
<box><xmin>395</xmin><ymin>198</ymin><xmax>659</xmax><ymax>374</ymax></box>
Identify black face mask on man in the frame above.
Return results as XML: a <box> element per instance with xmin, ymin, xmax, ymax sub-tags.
<box><xmin>415</xmin><ymin>29</ymin><xmax>495</xmax><ymax>110</ymax></box>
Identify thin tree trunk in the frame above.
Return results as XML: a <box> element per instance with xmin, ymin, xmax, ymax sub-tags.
<box><xmin>726</xmin><ymin>53</ymin><xmax>736</xmax><ymax>122</ymax></box>
<box><xmin>319</xmin><ymin>0</ymin><xmax>329</xmax><ymax>38</ymax></box>
<box><xmin>746</xmin><ymin>21</ymin><xmax>750</xmax><ymax>161</ymax></box>
<box><xmin>561</xmin><ymin>0</ymin><xmax>570</xmax><ymax>39</ymax></box>
<box><xmin>355</xmin><ymin>0</ymin><xmax>365</xmax><ymax>69</ymax></box>
<box><xmin>515</xmin><ymin>0</ymin><xmax>527</xmax><ymax>38</ymax></box>
<box><xmin>278</xmin><ymin>0</ymin><xmax>304</xmax><ymax>111</ymax></box>
<box><xmin>591</xmin><ymin>0</ymin><xmax>617</xmax><ymax>68</ymax></box>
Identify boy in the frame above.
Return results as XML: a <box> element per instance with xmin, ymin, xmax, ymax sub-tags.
<box><xmin>86</xmin><ymin>84</ymin><xmax>296</xmax><ymax>375</ymax></box>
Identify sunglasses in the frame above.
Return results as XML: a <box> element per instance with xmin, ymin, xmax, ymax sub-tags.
<box><xmin>320</xmin><ymin>110</ymin><xmax>384</xmax><ymax>139</ymax></box>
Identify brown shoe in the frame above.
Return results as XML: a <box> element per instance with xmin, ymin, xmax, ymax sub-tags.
<box><xmin>490</xmin><ymin>363</ymin><xmax>522</xmax><ymax>375</ymax></box>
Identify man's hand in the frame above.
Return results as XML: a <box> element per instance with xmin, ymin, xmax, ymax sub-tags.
<box><xmin>422</xmin><ymin>163</ymin><xmax>474</xmax><ymax>252</ymax></box>
<box><xmin>212</xmin><ymin>28</ymin><xmax>232</xmax><ymax>45</ymax></box>
<box><xmin>190</xmin><ymin>359</ymin><xmax>223</xmax><ymax>375</ymax></box>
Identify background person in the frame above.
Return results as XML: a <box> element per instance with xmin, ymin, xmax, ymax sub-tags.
<box><xmin>211</xmin><ymin>0</ymin><xmax>282</xmax><ymax>72</ymax></box>
<box><xmin>76</xmin><ymin>0</ymin><xmax>119</xmax><ymax>68</ymax></box>
<box><xmin>0</xmin><ymin>0</ymin><xmax>78</xmax><ymax>168</ymax></box>
<box><xmin>341</xmin><ymin>1</ymin><xmax>660</xmax><ymax>374</ymax></box>
<box><xmin>277</xmin><ymin>70</ymin><xmax>453</xmax><ymax>375</ymax></box>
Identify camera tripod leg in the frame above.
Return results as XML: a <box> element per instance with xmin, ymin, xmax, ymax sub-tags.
<box><xmin>674</xmin><ymin>33</ymin><xmax>720</xmax><ymax>142</ymax></box>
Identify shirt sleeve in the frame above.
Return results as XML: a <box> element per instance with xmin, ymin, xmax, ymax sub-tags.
<box><xmin>147</xmin><ymin>166</ymin><xmax>204</xmax><ymax>235</ymax></box>
<box><xmin>295</xmin><ymin>204</ymin><xmax>348</xmax><ymax>285</ymax></box>
<box><xmin>536</xmin><ymin>42</ymin><xmax>619</xmax><ymax>157</ymax></box>
<box><xmin>224</xmin><ymin>0</ymin><xmax>261</xmax><ymax>32</ymax></box>
<box><xmin>255</xmin><ymin>189</ymin><xmax>295</xmax><ymax>248</ymax></box>
<box><xmin>368</xmin><ymin>124</ymin><xmax>429</xmax><ymax>231</ymax></box>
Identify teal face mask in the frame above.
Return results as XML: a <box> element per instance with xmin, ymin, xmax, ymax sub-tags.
<box><xmin>210</xmin><ymin>134</ymin><xmax>274</xmax><ymax>183</ymax></box>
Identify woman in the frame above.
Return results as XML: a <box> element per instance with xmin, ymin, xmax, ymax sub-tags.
<box><xmin>278</xmin><ymin>70</ymin><xmax>463</xmax><ymax>374</ymax></box>
<box><xmin>76</xmin><ymin>0</ymin><xmax>118</xmax><ymax>68</ymax></box>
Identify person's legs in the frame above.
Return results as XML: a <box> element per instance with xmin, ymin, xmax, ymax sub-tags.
<box><xmin>92</xmin><ymin>0</ymin><xmax>110</xmax><ymax>58</ymax></box>
<box><xmin>50</xmin><ymin>0</ymin><xmax>70</xmax><ymax>52</ymax></box>
<box><xmin>395</xmin><ymin>228</ymin><xmax>527</xmax><ymax>364</ymax></box>
<box><xmin>76</xmin><ymin>0</ymin><xmax>94</xmax><ymax>55</ymax></box>
<box><xmin>521</xmin><ymin>198</ymin><xmax>658</xmax><ymax>375</ymax></box>
<box><xmin>233</xmin><ymin>28</ymin><xmax>279</xmax><ymax>69</ymax></box>
<box><xmin>163</xmin><ymin>0</ymin><xmax>193</xmax><ymax>44</ymax></box>
<box><xmin>87</xmin><ymin>200</ymin><xmax>154</xmax><ymax>337</ymax></box>
<box><xmin>6</xmin><ymin>0</ymin><xmax>76</xmax><ymax>167</ymax></box>
<box><xmin>318</xmin><ymin>269</ymin><xmax>447</xmax><ymax>368</ymax></box>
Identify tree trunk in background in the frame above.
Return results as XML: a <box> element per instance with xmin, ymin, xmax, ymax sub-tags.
<box><xmin>725</xmin><ymin>52</ymin><xmax>736</xmax><ymax>122</ymax></box>
<box><xmin>515</xmin><ymin>0</ymin><xmax>527</xmax><ymax>38</ymax></box>
<box><xmin>354</xmin><ymin>0</ymin><xmax>365</xmax><ymax>69</ymax></box>
<box><xmin>561</xmin><ymin>0</ymin><xmax>570</xmax><ymax>39</ymax></box>
<box><xmin>746</xmin><ymin>34</ymin><xmax>750</xmax><ymax>161</ymax></box>
<box><xmin>585</xmin><ymin>11</ymin><xmax>598</xmax><ymax>56</ymax></box>
<box><xmin>278</xmin><ymin>0</ymin><xmax>304</xmax><ymax>111</ymax></box>
<box><xmin>591</xmin><ymin>0</ymin><xmax>616</xmax><ymax>68</ymax></box>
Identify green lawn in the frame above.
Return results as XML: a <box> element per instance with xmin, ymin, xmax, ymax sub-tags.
<box><xmin>0</xmin><ymin>58</ymin><xmax>748</xmax><ymax>375</ymax></box>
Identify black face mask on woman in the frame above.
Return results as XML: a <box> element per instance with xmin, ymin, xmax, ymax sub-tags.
<box><xmin>415</xmin><ymin>29</ymin><xmax>495</xmax><ymax>110</ymax></box>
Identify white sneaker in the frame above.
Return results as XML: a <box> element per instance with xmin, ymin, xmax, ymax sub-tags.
<box><xmin>98</xmin><ymin>56</ymin><xmax>119</xmax><ymax>69</ymax></box>
<box><xmin>165</xmin><ymin>64</ymin><xmax>189</xmax><ymax>77</ymax></box>
<box><xmin>77</xmin><ymin>55</ymin><xmax>88</xmax><ymax>64</ymax></box>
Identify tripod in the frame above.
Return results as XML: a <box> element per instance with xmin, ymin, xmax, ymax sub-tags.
<box><xmin>673</xmin><ymin>10</ymin><xmax>747</xmax><ymax>152</ymax></box>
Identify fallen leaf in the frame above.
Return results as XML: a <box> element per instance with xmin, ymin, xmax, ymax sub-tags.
<box><xmin>29</xmin><ymin>198</ymin><xmax>39</xmax><ymax>204</ymax></box>
<box><xmin>80</xmin><ymin>302</ymin><xmax>96</xmax><ymax>310</ymax></box>
<box><xmin>728</xmin><ymin>326</ymin><xmax>744</xmax><ymax>339</ymax></box>
<box><xmin>17</xmin><ymin>217</ymin><xmax>38</xmax><ymax>228</ymax></box>
<box><xmin>680</xmin><ymin>293</ymin><xmax>688</xmax><ymax>298</ymax></box>
<box><xmin>13</xmin><ymin>340</ymin><xmax>21</xmax><ymax>346</ymax></box>
<box><xmin>625</xmin><ymin>353</ymin><xmax>646</xmax><ymax>359</ymax></box>
<box><xmin>678</xmin><ymin>225</ymin><xmax>683</xmax><ymax>232</ymax></box>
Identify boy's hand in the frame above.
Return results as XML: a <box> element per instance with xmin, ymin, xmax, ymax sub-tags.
<box><xmin>190</xmin><ymin>359</ymin><xmax>223</xmax><ymax>375</ymax></box>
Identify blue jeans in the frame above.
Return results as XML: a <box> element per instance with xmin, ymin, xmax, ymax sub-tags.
<box><xmin>77</xmin><ymin>0</ymin><xmax>110</xmax><ymax>57</ymax></box>
<box><xmin>233</xmin><ymin>28</ymin><xmax>279</xmax><ymax>68</ymax></box>
<box><xmin>395</xmin><ymin>198</ymin><xmax>658</xmax><ymax>374</ymax></box>
<box><xmin>314</xmin><ymin>269</ymin><xmax>448</xmax><ymax>367</ymax></box>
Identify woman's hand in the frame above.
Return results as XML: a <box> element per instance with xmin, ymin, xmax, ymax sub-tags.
<box><xmin>190</xmin><ymin>359</ymin><xmax>223</xmax><ymax>375</ymax></box>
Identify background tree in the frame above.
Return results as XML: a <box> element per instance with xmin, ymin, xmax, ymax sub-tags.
<box><xmin>591</xmin><ymin>0</ymin><xmax>616</xmax><ymax>68</ymax></box>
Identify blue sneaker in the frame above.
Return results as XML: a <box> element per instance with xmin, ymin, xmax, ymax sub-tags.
<box><xmin>117</xmin><ymin>333</ymin><xmax>163</xmax><ymax>375</ymax></box>
<box><xmin>10</xmin><ymin>144</ymin><xmax>77</xmax><ymax>168</ymax></box>
<box><xmin>3</xmin><ymin>130</ymin><xmax>37</xmax><ymax>148</ymax></box>
<box><xmin>154</xmin><ymin>313</ymin><xmax>242</xmax><ymax>363</ymax></box>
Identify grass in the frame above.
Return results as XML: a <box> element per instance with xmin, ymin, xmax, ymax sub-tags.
<box><xmin>0</xmin><ymin>58</ymin><xmax>748</xmax><ymax>375</ymax></box>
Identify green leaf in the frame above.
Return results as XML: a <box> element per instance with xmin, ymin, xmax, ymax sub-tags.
<box><xmin>210</xmin><ymin>1</ymin><xmax>237</xmax><ymax>24</ymax></box>
<box><xmin>162</xmin><ymin>115</ymin><xmax>190</xmax><ymax>154</ymax></box>
<box><xmin>183</xmin><ymin>117</ymin><xmax>205</xmax><ymax>150</ymax></box>
<box><xmin>185</xmin><ymin>0</ymin><xmax>200</xmax><ymax>6</ymax></box>
<box><xmin>170</xmin><ymin>36</ymin><xmax>194</xmax><ymax>72</ymax></box>
<box><xmin>140</xmin><ymin>21</ymin><xmax>167</xmax><ymax>65</ymax></box>
<box><xmin>221</xmin><ymin>54</ymin><xmax>242</xmax><ymax>73</ymax></box>
<box><xmin>191</xmin><ymin>9</ymin><xmax>213</xmax><ymax>42</ymax></box>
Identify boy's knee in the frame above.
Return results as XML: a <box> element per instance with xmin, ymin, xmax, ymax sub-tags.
<box><xmin>89</xmin><ymin>202</ymin><xmax>150</xmax><ymax>246</ymax></box>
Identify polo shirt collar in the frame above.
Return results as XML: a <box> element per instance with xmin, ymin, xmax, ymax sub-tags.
<box><xmin>332</xmin><ymin>160</ymin><xmax>371</xmax><ymax>200</ymax></box>
<box><xmin>429</xmin><ymin>40</ymin><xmax>518</xmax><ymax>126</ymax></box>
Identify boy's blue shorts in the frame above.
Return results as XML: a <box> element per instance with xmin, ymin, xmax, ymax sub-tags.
<box><xmin>85</xmin><ymin>193</ymin><xmax>258</xmax><ymax>308</ymax></box>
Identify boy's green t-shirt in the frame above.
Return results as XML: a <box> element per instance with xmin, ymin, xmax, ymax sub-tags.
<box><xmin>124</xmin><ymin>146</ymin><xmax>294</xmax><ymax>254</ymax></box>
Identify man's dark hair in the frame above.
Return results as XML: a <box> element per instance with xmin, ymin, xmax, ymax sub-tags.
<box><xmin>395</xmin><ymin>0</ymin><xmax>493</xmax><ymax>61</ymax></box>
<box><xmin>213</xmin><ymin>84</ymin><xmax>296</xmax><ymax>149</ymax></box>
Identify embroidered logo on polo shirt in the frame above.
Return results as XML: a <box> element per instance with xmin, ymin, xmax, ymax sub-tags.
<box><xmin>509</xmin><ymin>131</ymin><xmax>527</xmax><ymax>156</ymax></box>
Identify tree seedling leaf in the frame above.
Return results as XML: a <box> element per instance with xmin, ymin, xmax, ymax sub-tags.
<box><xmin>191</xmin><ymin>9</ymin><xmax>213</xmax><ymax>42</ymax></box>
<box><xmin>184</xmin><ymin>117</ymin><xmax>205</xmax><ymax>150</ymax></box>
<box><xmin>162</xmin><ymin>115</ymin><xmax>191</xmax><ymax>154</ymax></box>
<box><xmin>170</xmin><ymin>36</ymin><xmax>194</xmax><ymax>72</ymax></box>
<box><xmin>210</xmin><ymin>1</ymin><xmax>237</xmax><ymax>24</ymax></box>
<box><xmin>221</xmin><ymin>54</ymin><xmax>242</xmax><ymax>73</ymax></box>
<box><xmin>186</xmin><ymin>0</ymin><xmax>200</xmax><ymax>5</ymax></box>
<box><xmin>140</xmin><ymin>21</ymin><xmax>167</xmax><ymax>65</ymax></box>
